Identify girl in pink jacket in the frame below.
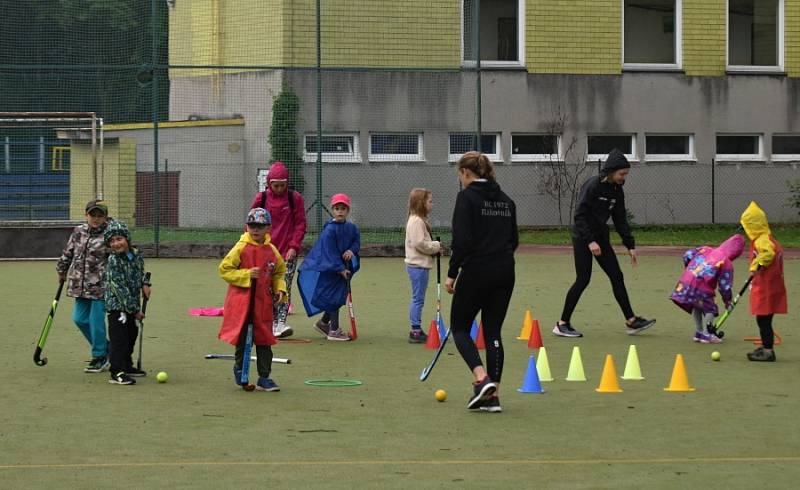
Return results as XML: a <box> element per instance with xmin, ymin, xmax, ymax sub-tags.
<box><xmin>670</xmin><ymin>234</ymin><xmax>744</xmax><ymax>343</ymax></box>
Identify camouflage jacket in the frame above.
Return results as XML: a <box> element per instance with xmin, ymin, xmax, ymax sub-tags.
<box><xmin>104</xmin><ymin>247</ymin><xmax>146</xmax><ymax>314</ymax></box>
<box><xmin>56</xmin><ymin>223</ymin><xmax>110</xmax><ymax>300</ymax></box>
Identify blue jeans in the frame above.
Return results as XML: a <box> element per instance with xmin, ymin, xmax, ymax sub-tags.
<box><xmin>406</xmin><ymin>266</ymin><xmax>430</xmax><ymax>329</ymax></box>
<box><xmin>73</xmin><ymin>298</ymin><xmax>108</xmax><ymax>358</ymax></box>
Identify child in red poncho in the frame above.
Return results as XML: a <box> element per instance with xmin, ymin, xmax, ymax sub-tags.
<box><xmin>219</xmin><ymin>207</ymin><xmax>287</xmax><ymax>390</ymax></box>
<box><xmin>740</xmin><ymin>201</ymin><xmax>787</xmax><ymax>362</ymax></box>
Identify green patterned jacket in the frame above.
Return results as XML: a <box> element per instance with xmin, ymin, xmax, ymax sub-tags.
<box><xmin>104</xmin><ymin>248</ymin><xmax>146</xmax><ymax>313</ymax></box>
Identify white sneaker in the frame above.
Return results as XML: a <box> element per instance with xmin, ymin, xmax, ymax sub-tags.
<box><xmin>273</xmin><ymin>322</ymin><xmax>294</xmax><ymax>338</ymax></box>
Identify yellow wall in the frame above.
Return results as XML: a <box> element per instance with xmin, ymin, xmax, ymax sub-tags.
<box><xmin>683</xmin><ymin>0</ymin><xmax>726</xmax><ymax>76</ymax></box>
<box><xmin>69</xmin><ymin>139</ymin><xmax>136</xmax><ymax>224</ymax></box>
<box><xmin>526</xmin><ymin>1</ymin><xmax>622</xmax><ymax>74</ymax></box>
<box><xmin>787</xmin><ymin>0</ymin><xmax>800</xmax><ymax>77</ymax></box>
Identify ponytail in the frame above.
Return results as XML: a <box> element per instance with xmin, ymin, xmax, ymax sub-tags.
<box><xmin>457</xmin><ymin>151</ymin><xmax>495</xmax><ymax>181</ymax></box>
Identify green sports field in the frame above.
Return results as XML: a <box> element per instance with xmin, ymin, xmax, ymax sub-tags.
<box><xmin>2</xmin><ymin>254</ymin><xmax>799</xmax><ymax>488</ymax></box>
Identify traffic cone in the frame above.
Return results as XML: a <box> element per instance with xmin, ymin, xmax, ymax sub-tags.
<box><xmin>565</xmin><ymin>346</ymin><xmax>586</xmax><ymax>381</ymax></box>
<box><xmin>595</xmin><ymin>354</ymin><xmax>623</xmax><ymax>393</ymax></box>
<box><xmin>663</xmin><ymin>354</ymin><xmax>695</xmax><ymax>392</ymax></box>
<box><xmin>536</xmin><ymin>346</ymin><xmax>554</xmax><ymax>382</ymax></box>
<box><xmin>527</xmin><ymin>319</ymin><xmax>543</xmax><ymax>349</ymax></box>
<box><xmin>517</xmin><ymin>310</ymin><xmax>534</xmax><ymax>340</ymax></box>
<box><xmin>475</xmin><ymin>321</ymin><xmax>486</xmax><ymax>350</ymax></box>
<box><xmin>621</xmin><ymin>345</ymin><xmax>644</xmax><ymax>380</ymax></box>
<box><xmin>425</xmin><ymin>319</ymin><xmax>441</xmax><ymax>349</ymax></box>
<box><xmin>517</xmin><ymin>355</ymin><xmax>545</xmax><ymax>394</ymax></box>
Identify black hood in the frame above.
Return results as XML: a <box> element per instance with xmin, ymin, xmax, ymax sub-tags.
<box><xmin>467</xmin><ymin>179</ymin><xmax>503</xmax><ymax>198</ymax></box>
<box><xmin>601</xmin><ymin>149</ymin><xmax>630</xmax><ymax>175</ymax></box>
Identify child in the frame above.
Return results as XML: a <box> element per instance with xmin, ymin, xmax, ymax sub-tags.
<box><xmin>56</xmin><ymin>199</ymin><xmax>111</xmax><ymax>373</ymax></box>
<box><xmin>104</xmin><ymin>220</ymin><xmax>151</xmax><ymax>385</ymax></box>
<box><xmin>298</xmin><ymin>194</ymin><xmax>361</xmax><ymax>341</ymax></box>
<box><xmin>250</xmin><ymin>161</ymin><xmax>307</xmax><ymax>339</ymax></box>
<box><xmin>404</xmin><ymin>188</ymin><xmax>441</xmax><ymax>343</ymax></box>
<box><xmin>219</xmin><ymin>208</ymin><xmax>287</xmax><ymax>390</ymax></box>
<box><xmin>670</xmin><ymin>234</ymin><xmax>745</xmax><ymax>343</ymax></box>
<box><xmin>740</xmin><ymin>201</ymin><xmax>787</xmax><ymax>362</ymax></box>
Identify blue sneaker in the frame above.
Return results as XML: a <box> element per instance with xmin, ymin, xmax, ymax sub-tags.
<box><xmin>233</xmin><ymin>364</ymin><xmax>245</xmax><ymax>386</ymax></box>
<box><xmin>256</xmin><ymin>377</ymin><xmax>280</xmax><ymax>392</ymax></box>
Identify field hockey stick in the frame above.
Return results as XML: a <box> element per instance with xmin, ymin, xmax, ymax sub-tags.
<box><xmin>708</xmin><ymin>275</ymin><xmax>754</xmax><ymax>339</ymax></box>
<box><xmin>274</xmin><ymin>259</ymin><xmax>296</xmax><ymax>327</ymax></box>
<box><xmin>345</xmin><ymin>260</ymin><xmax>358</xmax><ymax>340</ymax></box>
<box><xmin>240</xmin><ymin>280</ymin><xmax>257</xmax><ymax>389</ymax></box>
<box><xmin>420</xmin><ymin>243</ymin><xmax>451</xmax><ymax>381</ymax></box>
<box><xmin>33</xmin><ymin>280</ymin><xmax>65</xmax><ymax>366</ymax></box>
<box><xmin>136</xmin><ymin>272</ymin><xmax>152</xmax><ymax>371</ymax></box>
<box><xmin>204</xmin><ymin>354</ymin><xmax>291</xmax><ymax>364</ymax></box>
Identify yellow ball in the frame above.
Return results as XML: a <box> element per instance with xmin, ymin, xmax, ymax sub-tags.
<box><xmin>711</xmin><ymin>351</ymin><xmax>721</xmax><ymax>361</ymax></box>
<box><xmin>156</xmin><ymin>371</ymin><xmax>169</xmax><ymax>383</ymax></box>
<box><xmin>435</xmin><ymin>389</ymin><xmax>447</xmax><ymax>402</ymax></box>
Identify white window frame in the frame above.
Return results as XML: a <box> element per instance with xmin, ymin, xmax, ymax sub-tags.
<box><xmin>587</xmin><ymin>134</ymin><xmax>638</xmax><ymax>162</ymax></box>
<box><xmin>770</xmin><ymin>134</ymin><xmax>800</xmax><ymax>162</ymax></box>
<box><xmin>460</xmin><ymin>0</ymin><xmax>526</xmax><ymax>68</ymax></box>
<box><xmin>726</xmin><ymin>0</ymin><xmax>785</xmax><ymax>73</ymax></box>
<box><xmin>368</xmin><ymin>133</ymin><xmax>424</xmax><ymax>162</ymax></box>
<box><xmin>510</xmin><ymin>133</ymin><xmax>561</xmax><ymax>162</ymax></box>
<box><xmin>448</xmin><ymin>133</ymin><xmax>503</xmax><ymax>162</ymax></box>
<box><xmin>622</xmin><ymin>0</ymin><xmax>683</xmax><ymax>71</ymax></box>
<box><xmin>715</xmin><ymin>133</ymin><xmax>764</xmax><ymax>161</ymax></box>
<box><xmin>644</xmin><ymin>133</ymin><xmax>695</xmax><ymax>161</ymax></box>
<box><xmin>303</xmin><ymin>133</ymin><xmax>361</xmax><ymax>163</ymax></box>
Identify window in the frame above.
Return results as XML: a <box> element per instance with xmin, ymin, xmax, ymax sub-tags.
<box><xmin>449</xmin><ymin>133</ymin><xmax>502</xmax><ymax>162</ymax></box>
<box><xmin>511</xmin><ymin>134</ymin><xmax>560</xmax><ymax>162</ymax></box>
<box><xmin>587</xmin><ymin>134</ymin><xmax>637</xmax><ymax>161</ymax></box>
<box><xmin>369</xmin><ymin>133</ymin><xmax>424</xmax><ymax>162</ymax></box>
<box><xmin>303</xmin><ymin>134</ymin><xmax>360</xmax><ymax>163</ymax></box>
<box><xmin>645</xmin><ymin>134</ymin><xmax>694</xmax><ymax>161</ymax></box>
<box><xmin>463</xmin><ymin>0</ymin><xmax>525</xmax><ymax>67</ymax></box>
<box><xmin>728</xmin><ymin>0</ymin><xmax>784</xmax><ymax>71</ymax></box>
<box><xmin>716</xmin><ymin>134</ymin><xmax>763</xmax><ymax>160</ymax></box>
<box><xmin>623</xmin><ymin>0</ymin><xmax>682</xmax><ymax>69</ymax></box>
<box><xmin>772</xmin><ymin>134</ymin><xmax>800</xmax><ymax>161</ymax></box>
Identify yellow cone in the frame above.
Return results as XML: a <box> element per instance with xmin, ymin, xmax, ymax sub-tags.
<box><xmin>517</xmin><ymin>309</ymin><xmax>533</xmax><ymax>340</ymax></box>
<box><xmin>536</xmin><ymin>346</ymin><xmax>554</xmax><ymax>382</ymax></box>
<box><xmin>595</xmin><ymin>354</ymin><xmax>623</xmax><ymax>393</ymax></box>
<box><xmin>621</xmin><ymin>344</ymin><xmax>644</xmax><ymax>380</ymax></box>
<box><xmin>663</xmin><ymin>354</ymin><xmax>696</xmax><ymax>392</ymax></box>
<box><xmin>565</xmin><ymin>346</ymin><xmax>586</xmax><ymax>381</ymax></box>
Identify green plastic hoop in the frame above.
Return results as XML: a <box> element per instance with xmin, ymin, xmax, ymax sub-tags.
<box><xmin>304</xmin><ymin>378</ymin><xmax>363</xmax><ymax>387</ymax></box>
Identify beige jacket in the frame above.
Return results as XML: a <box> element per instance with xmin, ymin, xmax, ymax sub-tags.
<box><xmin>404</xmin><ymin>215</ymin><xmax>441</xmax><ymax>268</ymax></box>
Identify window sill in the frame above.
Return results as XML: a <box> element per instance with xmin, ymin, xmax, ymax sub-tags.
<box><xmin>726</xmin><ymin>67</ymin><xmax>786</xmax><ymax>76</ymax></box>
<box><xmin>643</xmin><ymin>156</ymin><xmax>697</xmax><ymax>163</ymax></box>
<box><xmin>510</xmin><ymin>156</ymin><xmax>562</xmax><ymax>163</ymax></box>
<box><xmin>449</xmin><ymin>155</ymin><xmax>503</xmax><ymax>163</ymax></box>
<box><xmin>303</xmin><ymin>158</ymin><xmax>362</xmax><ymax>165</ymax></box>
<box><xmin>714</xmin><ymin>158</ymin><xmax>766</xmax><ymax>165</ymax></box>
<box><xmin>461</xmin><ymin>61</ymin><xmax>527</xmax><ymax>71</ymax></box>
<box><xmin>368</xmin><ymin>159</ymin><xmax>426</xmax><ymax>165</ymax></box>
<box><xmin>622</xmin><ymin>64</ymin><xmax>683</xmax><ymax>73</ymax></box>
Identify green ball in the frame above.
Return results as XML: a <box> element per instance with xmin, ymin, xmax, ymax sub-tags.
<box><xmin>711</xmin><ymin>351</ymin><xmax>721</xmax><ymax>361</ymax></box>
<box><xmin>156</xmin><ymin>371</ymin><xmax>169</xmax><ymax>383</ymax></box>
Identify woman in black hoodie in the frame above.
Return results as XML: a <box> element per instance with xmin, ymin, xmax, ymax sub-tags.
<box><xmin>445</xmin><ymin>151</ymin><xmax>518</xmax><ymax>413</ymax></box>
<box><xmin>553</xmin><ymin>149</ymin><xmax>655</xmax><ymax>338</ymax></box>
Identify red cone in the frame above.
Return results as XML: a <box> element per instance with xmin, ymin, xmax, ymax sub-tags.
<box><xmin>476</xmin><ymin>321</ymin><xmax>486</xmax><ymax>350</ymax></box>
<box><xmin>425</xmin><ymin>319</ymin><xmax>441</xmax><ymax>349</ymax></box>
<box><xmin>527</xmin><ymin>319</ymin><xmax>543</xmax><ymax>349</ymax></box>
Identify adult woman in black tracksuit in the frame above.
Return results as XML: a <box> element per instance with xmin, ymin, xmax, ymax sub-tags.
<box><xmin>553</xmin><ymin>148</ymin><xmax>655</xmax><ymax>338</ymax></box>
<box><xmin>445</xmin><ymin>151</ymin><xmax>518</xmax><ymax>413</ymax></box>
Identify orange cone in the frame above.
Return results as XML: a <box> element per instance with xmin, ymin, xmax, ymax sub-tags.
<box><xmin>475</xmin><ymin>321</ymin><xmax>486</xmax><ymax>350</ymax></box>
<box><xmin>595</xmin><ymin>354</ymin><xmax>623</xmax><ymax>393</ymax></box>
<box><xmin>517</xmin><ymin>310</ymin><xmax>533</xmax><ymax>340</ymax></box>
<box><xmin>425</xmin><ymin>319</ymin><xmax>441</xmax><ymax>349</ymax></box>
<box><xmin>527</xmin><ymin>319</ymin><xmax>543</xmax><ymax>349</ymax></box>
<box><xmin>663</xmin><ymin>354</ymin><xmax>695</xmax><ymax>392</ymax></box>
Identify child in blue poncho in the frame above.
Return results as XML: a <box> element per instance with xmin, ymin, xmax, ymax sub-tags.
<box><xmin>298</xmin><ymin>193</ymin><xmax>360</xmax><ymax>341</ymax></box>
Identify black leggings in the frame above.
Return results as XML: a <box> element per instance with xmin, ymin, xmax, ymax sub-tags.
<box><xmin>561</xmin><ymin>237</ymin><xmax>634</xmax><ymax>323</ymax></box>
<box><xmin>450</xmin><ymin>257</ymin><xmax>515</xmax><ymax>383</ymax></box>
<box><xmin>757</xmin><ymin>314</ymin><xmax>775</xmax><ymax>349</ymax></box>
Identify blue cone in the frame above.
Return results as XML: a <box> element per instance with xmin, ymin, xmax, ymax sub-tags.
<box><xmin>518</xmin><ymin>355</ymin><xmax>545</xmax><ymax>394</ymax></box>
<box><xmin>470</xmin><ymin>319</ymin><xmax>479</xmax><ymax>341</ymax></box>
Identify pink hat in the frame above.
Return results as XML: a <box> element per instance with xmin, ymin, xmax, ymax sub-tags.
<box><xmin>330</xmin><ymin>193</ymin><xmax>351</xmax><ymax>208</ymax></box>
<box><xmin>267</xmin><ymin>161</ymin><xmax>289</xmax><ymax>183</ymax></box>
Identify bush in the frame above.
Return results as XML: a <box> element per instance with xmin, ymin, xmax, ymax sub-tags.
<box><xmin>788</xmin><ymin>179</ymin><xmax>800</xmax><ymax>215</ymax></box>
<box><xmin>268</xmin><ymin>86</ymin><xmax>304</xmax><ymax>192</ymax></box>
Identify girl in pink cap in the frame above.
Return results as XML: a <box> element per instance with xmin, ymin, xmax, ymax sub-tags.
<box><xmin>297</xmin><ymin>193</ymin><xmax>361</xmax><ymax>341</ymax></box>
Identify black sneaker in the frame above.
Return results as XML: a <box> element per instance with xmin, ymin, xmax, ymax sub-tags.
<box><xmin>626</xmin><ymin>317</ymin><xmax>656</xmax><ymax>335</ymax></box>
<box><xmin>126</xmin><ymin>367</ymin><xmax>147</xmax><ymax>377</ymax></box>
<box><xmin>479</xmin><ymin>395</ymin><xmax>502</xmax><ymax>413</ymax></box>
<box><xmin>313</xmin><ymin>320</ymin><xmax>331</xmax><ymax>337</ymax></box>
<box><xmin>408</xmin><ymin>329</ymin><xmax>428</xmax><ymax>344</ymax></box>
<box><xmin>84</xmin><ymin>357</ymin><xmax>110</xmax><ymax>373</ymax></box>
<box><xmin>467</xmin><ymin>377</ymin><xmax>497</xmax><ymax>410</ymax></box>
<box><xmin>552</xmin><ymin>322</ymin><xmax>583</xmax><ymax>338</ymax></box>
<box><xmin>108</xmin><ymin>371</ymin><xmax>136</xmax><ymax>385</ymax></box>
<box><xmin>747</xmin><ymin>347</ymin><xmax>776</xmax><ymax>362</ymax></box>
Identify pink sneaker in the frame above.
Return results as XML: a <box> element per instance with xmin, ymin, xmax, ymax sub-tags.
<box><xmin>707</xmin><ymin>333</ymin><xmax>723</xmax><ymax>344</ymax></box>
<box><xmin>693</xmin><ymin>331</ymin><xmax>711</xmax><ymax>344</ymax></box>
